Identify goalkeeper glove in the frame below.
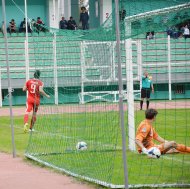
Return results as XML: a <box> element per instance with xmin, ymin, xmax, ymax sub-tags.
<box><xmin>142</xmin><ymin>147</ymin><xmax>148</xmax><ymax>155</ymax></box>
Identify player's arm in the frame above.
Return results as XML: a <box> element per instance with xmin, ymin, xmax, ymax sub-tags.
<box><xmin>151</xmin><ymin>82</ymin><xmax>154</xmax><ymax>93</ymax></box>
<box><xmin>142</xmin><ymin>72</ymin><xmax>149</xmax><ymax>79</ymax></box>
<box><xmin>155</xmin><ymin>135</ymin><xmax>168</xmax><ymax>143</ymax></box>
<box><xmin>22</xmin><ymin>84</ymin><xmax>27</xmax><ymax>91</ymax></box>
<box><xmin>136</xmin><ymin>124</ymin><xmax>151</xmax><ymax>154</ymax></box>
<box><xmin>135</xmin><ymin>136</ymin><xmax>149</xmax><ymax>155</ymax></box>
<box><xmin>135</xmin><ymin>139</ymin><xmax>149</xmax><ymax>154</ymax></box>
<box><xmin>39</xmin><ymin>86</ymin><xmax>50</xmax><ymax>98</ymax></box>
<box><xmin>135</xmin><ymin>139</ymin><xmax>145</xmax><ymax>150</ymax></box>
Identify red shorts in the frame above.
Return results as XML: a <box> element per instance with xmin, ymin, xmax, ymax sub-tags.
<box><xmin>25</xmin><ymin>98</ymin><xmax>40</xmax><ymax>113</ymax></box>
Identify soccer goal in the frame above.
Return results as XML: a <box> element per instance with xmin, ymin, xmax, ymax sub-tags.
<box><xmin>78</xmin><ymin>40</ymin><xmax>142</xmax><ymax>104</ymax></box>
<box><xmin>10</xmin><ymin>1</ymin><xmax>190</xmax><ymax>188</ymax></box>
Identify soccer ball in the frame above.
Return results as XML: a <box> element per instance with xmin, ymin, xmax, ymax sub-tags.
<box><xmin>148</xmin><ymin>147</ymin><xmax>161</xmax><ymax>159</ymax></box>
<box><xmin>76</xmin><ymin>141</ymin><xmax>87</xmax><ymax>151</ymax></box>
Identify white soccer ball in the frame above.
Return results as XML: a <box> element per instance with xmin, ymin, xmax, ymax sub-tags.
<box><xmin>76</xmin><ymin>141</ymin><xmax>87</xmax><ymax>151</ymax></box>
<box><xmin>148</xmin><ymin>147</ymin><xmax>161</xmax><ymax>159</ymax></box>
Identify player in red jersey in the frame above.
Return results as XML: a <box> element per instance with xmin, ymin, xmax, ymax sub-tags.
<box><xmin>23</xmin><ymin>70</ymin><xmax>50</xmax><ymax>132</ymax></box>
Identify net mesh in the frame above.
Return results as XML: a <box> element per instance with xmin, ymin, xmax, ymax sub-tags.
<box><xmin>4</xmin><ymin>0</ymin><xmax>189</xmax><ymax>188</ymax></box>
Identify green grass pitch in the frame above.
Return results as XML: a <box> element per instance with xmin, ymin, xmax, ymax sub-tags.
<box><xmin>1</xmin><ymin>108</ymin><xmax>190</xmax><ymax>187</ymax></box>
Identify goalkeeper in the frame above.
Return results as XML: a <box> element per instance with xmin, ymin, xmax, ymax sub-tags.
<box><xmin>136</xmin><ymin>108</ymin><xmax>190</xmax><ymax>155</ymax></box>
<box><xmin>23</xmin><ymin>70</ymin><xmax>50</xmax><ymax>132</ymax></box>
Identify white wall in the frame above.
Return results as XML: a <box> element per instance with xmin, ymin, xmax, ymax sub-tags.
<box><xmin>100</xmin><ymin>0</ymin><xmax>112</xmax><ymax>25</ymax></box>
<box><xmin>48</xmin><ymin>0</ymin><xmax>112</xmax><ymax>28</ymax></box>
<box><xmin>48</xmin><ymin>0</ymin><xmax>58</xmax><ymax>28</ymax></box>
<box><xmin>48</xmin><ymin>0</ymin><xmax>71</xmax><ymax>28</ymax></box>
<box><xmin>64</xmin><ymin>0</ymin><xmax>71</xmax><ymax>20</ymax></box>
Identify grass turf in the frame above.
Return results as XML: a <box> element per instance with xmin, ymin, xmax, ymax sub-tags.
<box><xmin>1</xmin><ymin>108</ymin><xmax>190</xmax><ymax>187</ymax></box>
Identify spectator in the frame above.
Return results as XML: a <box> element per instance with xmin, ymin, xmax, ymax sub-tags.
<box><xmin>19</xmin><ymin>18</ymin><xmax>31</xmax><ymax>33</ymax></box>
<box><xmin>67</xmin><ymin>16</ymin><xmax>77</xmax><ymax>30</ymax></box>
<box><xmin>167</xmin><ymin>27</ymin><xmax>174</xmax><ymax>36</ymax></box>
<box><xmin>30</xmin><ymin>19</ymin><xmax>37</xmax><ymax>32</ymax></box>
<box><xmin>183</xmin><ymin>25</ymin><xmax>190</xmax><ymax>39</ymax></box>
<box><xmin>36</xmin><ymin>17</ymin><xmax>45</xmax><ymax>32</ymax></box>
<box><xmin>59</xmin><ymin>17</ymin><xmax>67</xmax><ymax>29</ymax></box>
<box><xmin>166</xmin><ymin>26</ymin><xmax>179</xmax><ymax>39</ymax></box>
<box><xmin>1</xmin><ymin>21</ymin><xmax>5</xmax><ymax>34</ymax></box>
<box><xmin>119</xmin><ymin>7</ymin><xmax>126</xmax><ymax>21</ymax></box>
<box><xmin>8</xmin><ymin>19</ymin><xmax>16</xmax><ymax>33</ymax></box>
<box><xmin>79</xmin><ymin>7</ymin><xmax>89</xmax><ymax>30</ymax></box>
<box><xmin>146</xmin><ymin>31</ymin><xmax>154</xmax><ymax>40</ymax></box>
<box><xmin>36</xmin><ymin>17</ymin><xmax>44</xmax><ymax>25</ymax></box>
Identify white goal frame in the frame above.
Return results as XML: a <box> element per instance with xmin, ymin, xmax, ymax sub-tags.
<box><xmin>79</xmin><ymin>40</ymin><xmax>142</xmax><ymax>104</ymax></box>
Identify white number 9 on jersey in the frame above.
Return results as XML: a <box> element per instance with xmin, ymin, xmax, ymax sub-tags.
<box><xmin>30</xmin><ymin>83</ymin><xmax>37</xmax><ymax>93</ymax></box>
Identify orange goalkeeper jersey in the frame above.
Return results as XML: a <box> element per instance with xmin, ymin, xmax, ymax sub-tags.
<box><xmin>136</xmin><ymin>119</ymin><xmax>158</xmax><ymax>152</ymax></box>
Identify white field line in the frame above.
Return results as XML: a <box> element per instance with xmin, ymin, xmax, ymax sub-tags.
<box><xmin>162</xmin><ymin>155</ymin><xmax>190</xmax><ymax>165</ymax></box>
<box><xmin>12</xmin><ymin>125</ymin><xmax>190</xmax><ymax>164</ymax></box>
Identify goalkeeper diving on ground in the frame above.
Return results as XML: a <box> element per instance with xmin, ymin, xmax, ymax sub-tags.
<box><xmin>136</xmin><ymin>108</ymin><xmax>190</xmax><ymax>157</ymax></box>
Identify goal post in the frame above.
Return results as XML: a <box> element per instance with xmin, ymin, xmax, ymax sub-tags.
<box><xmin>0</xmin><ymin>69</ymin><xmax>2</xmax><ymax>107</ymax></box>
<box><xmin>125</xmin><ymin>38</ymin><xmax>136</xmax><ymax>151</ymax></box>
<box><xmin>53</xmin><ymin>33</ymin><xmax>58</xmax><ymax>105</ymax></box>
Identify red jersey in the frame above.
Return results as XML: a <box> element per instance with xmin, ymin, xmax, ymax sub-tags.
<box><xmin>26</xmin><ymin>78</ymin><xmax>43</xmax><ymax>104</ymax></box>
<box><xmin>37</xmin><ymin>20</ymin><xmax>43</xmax><ymax>24</ymax></box>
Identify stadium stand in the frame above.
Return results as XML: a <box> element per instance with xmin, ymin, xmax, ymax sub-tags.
<box><xmin>0</xmin><ymin>31</ymin><xmax>190</xmax><ymax>105</ymax></box>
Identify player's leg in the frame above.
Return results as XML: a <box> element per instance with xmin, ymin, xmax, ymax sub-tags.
<box><xmin>29</xmin><ymin>111</ymin><xmax>37</xmax><ymax>131</ymax></box>
<box><xmin>24</xmin><ymin>115</ymin><xmax>29</xmax><ymax>132</ymax></box>
<box><xmin>158</xmin><ymin>141</ymin><xmax>190</xmax><ymax>154</ymax></box>
<box><xmin>146</xmin><ymin>90</ymin><xmax>151</xmax><ymax>109</ymax></box>
<box><xmin>140</xmin><ymin>98</ymin><xmax>144</xmax><ymax>110</ymax></box>
<box><xmin>29</xmin><ymin>103</ymin><xmax>38</xmax><ymax>131</ymax></box>
<box><xmin>140</xmin><ymin>89</ymin><xmax>145</xmax><ymax>110</ymax></box>
<box><xmin>161</xmin><ymin>141</ymin><xmax>178</xmax><ymax>154</ymax></box>
<box><xmin>29</xmin><ymin>112</ymin><xmax>37</xmax><ymax>131</ymax></box>
<box><xmin>156</xmin><ymin>143</ymin><xmax>178</xmax><ymax>154</ymax></box>
<box><xmin>146</xmin><ymin>98</ymin><xmax>150</xmax><ymax>109</ymax></box>
<box><xmin>24</xmin><ymin>101</ymin><xmax>32</xmax><ymax>132</ymax></box>
<box><xmin>176</xmin><ymin>144</ymin><xmax>190</xmax><ymax>153</ymax></box>
<box><xmin>165</xmin><ymin>148</ymin><xmax>179</xmax><ymax>154</ymax></box>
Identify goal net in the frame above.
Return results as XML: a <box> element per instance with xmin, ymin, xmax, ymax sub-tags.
<box><xmin>23</xmin><ymin>0</ymin><xmax>190</xmax><ymax>188</ymax></box>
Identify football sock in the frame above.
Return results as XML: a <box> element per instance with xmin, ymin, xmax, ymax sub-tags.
<box><xmin>24</xmin><ymin>114</ymin><xmax>29</xmax><ymax>124</ymax></box>
<box><xmin>30</xmin><ymin>115</ymin><xmax>36</xmax><ymax>129</ymax></box>
<box><xmin>146</xmin><ymin>101</ymin><xmax>149</xmax><ymax>109</ymax></box>
<box><xmin>176</xmin><ymin>144</ymin><xmax>190</xmax><ymax>153</ymax></box>
<box><xmin>140</xmin><ymin>100</ymin><xmax>143</xmax><ymax>109</ymax></box>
